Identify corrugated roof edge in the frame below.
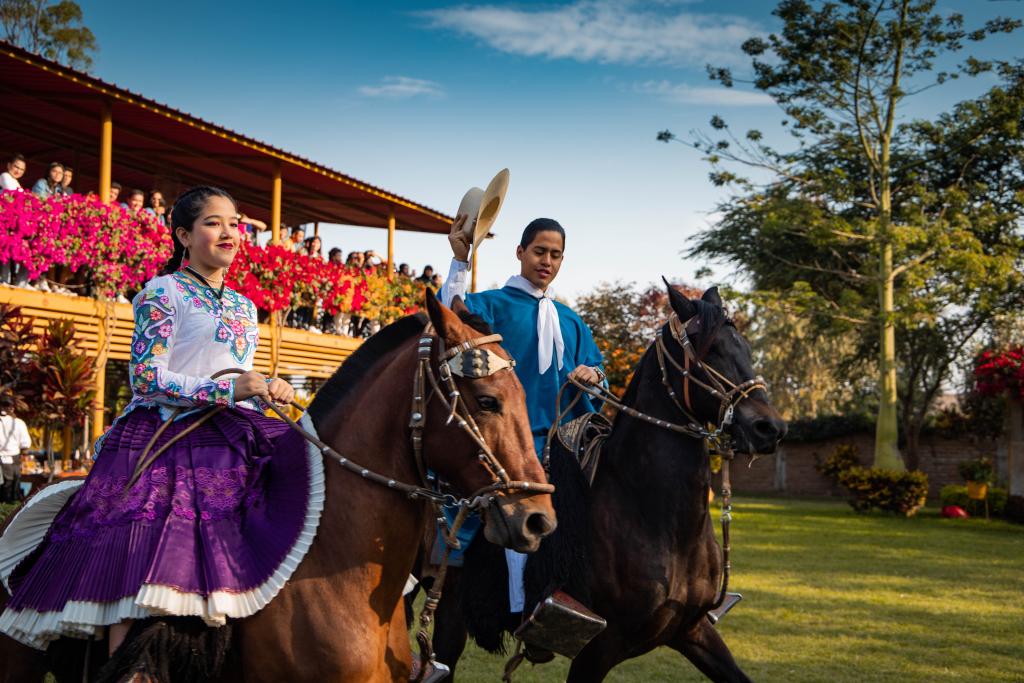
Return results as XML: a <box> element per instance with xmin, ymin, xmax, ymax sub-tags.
<box><xmin>0</xmin><ymin>41</ymin><xmax>453</xmax><ymax>224</ymax></box>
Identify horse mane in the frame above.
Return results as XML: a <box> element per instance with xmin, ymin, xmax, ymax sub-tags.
<box><xmin>307</xmin><ymin>310</ymin><xmax>494</xmax><ymax>426</ymax></box>
<box><xmin>307</xmin><ymin>313</ymin><xmax>428</xmax><ymax>425</ymax></box>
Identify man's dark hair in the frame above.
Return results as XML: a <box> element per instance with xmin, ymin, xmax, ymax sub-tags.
<box><xmin>520</xmin><ymin>218</ymin><xmax>565</xmax><ymax>249</ymax></box>
<box><xmin>328</xmin><ymin>247</ymin><xmax>342</xmax><ymax>259</ymax></box>
<box><xmin>129</xmin><ymin>189</ymin><xmax>145</xmax><ymax>200</ymax></box>
<box><xmin>111</xmin><ymin>181</ymin><xmax>122</xmax><ymax>190</ymax></box>
<box><xmin>290</xmin><ymin>226</ymin><xmax>304</xmax><ymax>236</ymax></box>
<box><xmin>422</xmin><ymin>265</ymin><xmax>433</xmax><ymax>273</ymax></box>
<box><xmin>7</xmin><ymin>153</ymin><xmax>25</xmax><ymax>165</ymax></box>
<box><xmin>48</xmin><ymin>161</ymin><xmax>64</xmax><ymax>172</ymax></box>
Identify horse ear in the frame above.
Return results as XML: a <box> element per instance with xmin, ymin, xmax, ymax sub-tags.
<box><xmin>450</xmin><ymin>295</ymin><xmax>470</xmax><ymax>316</ymax></box>
<box><xmin>701</xmin><ymin>286</ymin><xmax>723</xmax><ymax>308</ymax></box>
<box><xmin>423</xmin><ymin>287</ymin><xmax>463</xmax><ymax>341</ymax></box>
<box><xmin>663</xmin><ymin>276</ymin><xmax>697</xmax><ymax>321</ymax></box>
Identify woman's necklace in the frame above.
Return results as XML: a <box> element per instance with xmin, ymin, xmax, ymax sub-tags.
<box><xmin>183</xmin><ymin>265</ymin><xmax>226</xmax><ymax>300</ymax></box>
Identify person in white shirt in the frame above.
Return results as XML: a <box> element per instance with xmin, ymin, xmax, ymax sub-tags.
<box><xmin>0</xmin><ymin>410</ymin><xmax>30</xmax><ymax>503</ymax></box>
<box><xmin>0</xmin><ymin>153</ymin><xmax>26</xmax><ymax>191</ymax></box>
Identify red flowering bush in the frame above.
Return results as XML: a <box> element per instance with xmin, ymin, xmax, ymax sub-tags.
<box><xmin>0</xmin><ymin>191</ymin><xmax>171</xmax><ymax>296</ymax></box>
<box><xmin>974</xmin><ymin>347</ymin><xmax>1024</xmax><ymax>399</ymax></box>
<box><xmin>2</xmin><ymin>190</ymin><xmax>421</xmax><ymax>327</ymax></box>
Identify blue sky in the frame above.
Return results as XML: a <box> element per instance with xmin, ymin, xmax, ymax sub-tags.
<box><xmin>78</xmin><ymin>0</ymin><xmax>1023</xmax><ymax>299</ymax></box>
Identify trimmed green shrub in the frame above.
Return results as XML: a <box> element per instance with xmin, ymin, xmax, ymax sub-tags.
<box><xmin>838</xmin><ymin>467</ymin><xmax>929</xmax><ymax>516</ymax></box>
<box><xmin>957</xmin><ymin>457</ymin><xmax>994</xmax><ymax>483</ymax></box>
<box><xmin>940</xmin><ymin>484</ymin><xmax>1008</xmax><ymax>517</ymax></box>
<box><xmin>816</xmin><ymin>444</ymin><xmax>861</xmax><ymax>483</ymax></box>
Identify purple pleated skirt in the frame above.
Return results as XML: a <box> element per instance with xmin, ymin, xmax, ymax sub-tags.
<box><xmin>0</xmin><ymin>406</ymin><xmax>325</xmax><ymax>649</ymax></box>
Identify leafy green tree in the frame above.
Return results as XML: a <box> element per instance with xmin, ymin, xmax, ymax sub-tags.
<box><xmin>576</xmin><ymin>281</ymin><xmax>700</xmax><ymax>395</ymax></box>
<box><xmin>662</xmin><ymin>0</ymin><xmax>1022</xmax><ymax>469</ymax></box>
<box><xmin>0</xmin><ymin>0</ymin><xmax>97</xmax><ymax>70</ymax></box>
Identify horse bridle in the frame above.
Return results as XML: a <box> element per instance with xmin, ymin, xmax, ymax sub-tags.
<box><xmin>654</xmin><ymin>313</ymin><xmax>767</xmax><ymax>445</ymax></box>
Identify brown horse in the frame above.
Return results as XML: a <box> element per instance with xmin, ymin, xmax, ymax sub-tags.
<box><xmin>0</xmin><ymin>291</ymin><xmax>556</xmax><ymax>682</ymax></box>
<box><xmin>426</xmin><ymin>285</ymin><xmax>786</xmax><ymax>682</ymax></box>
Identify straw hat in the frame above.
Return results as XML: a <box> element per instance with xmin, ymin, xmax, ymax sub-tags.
<box><xmin>456</xmin><ymin>168</ymin><xmax>510</xmax><ymax>252</ymax></box>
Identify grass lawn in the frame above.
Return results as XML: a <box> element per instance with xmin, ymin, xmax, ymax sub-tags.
<box><xmin>5</xmin><ymin>498</ymin><xmax>1021</xmax><ymax>681</ymax></box>
<box><xmin>435</xmin><ymin>497</ymin><xmax>1024</xmax><ymax>682</ymax></box>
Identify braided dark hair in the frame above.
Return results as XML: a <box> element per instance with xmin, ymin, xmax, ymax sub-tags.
<box><xmin>159</xmin><ymin>186</ymin><xmax>236</xmax><ymax>275</ymax></box>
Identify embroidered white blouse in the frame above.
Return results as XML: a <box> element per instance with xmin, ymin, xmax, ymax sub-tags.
<box><xmin>125</xmin><ymin>272</ymin><xmax>261</xmax><ymax>418</ymax></box>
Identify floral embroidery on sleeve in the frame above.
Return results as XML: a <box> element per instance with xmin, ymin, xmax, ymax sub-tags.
<box><xmin>130</xmin><ymin>285</ymin><xmax>235</xmax><ymax>407</ymax></box>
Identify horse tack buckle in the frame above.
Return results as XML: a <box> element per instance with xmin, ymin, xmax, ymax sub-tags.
<box><xmin>447</xmin><ymin>348</ymin><xmax>516</xmax><ymax>379</ymax></box>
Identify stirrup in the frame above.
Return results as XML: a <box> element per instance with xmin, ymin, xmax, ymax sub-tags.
<box><xmin>409</xmin><ymin>658</ymin><xmax>450</xmax><ymax>683</ymax></box>
<box><xmin>513</xmin><ymin>590</ymin><xmax>606</xmax><ymax>659</ymax></box>
<box><xmin>707</xmin><ymin>592</ymin><xmax>742</xmax><ymax>625</ymax></box>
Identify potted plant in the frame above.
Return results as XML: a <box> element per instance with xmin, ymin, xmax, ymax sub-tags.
<box><xmin>958</xmin><ymin>457</ymin><xmax>994</xmax><ymax>501</ymax></box>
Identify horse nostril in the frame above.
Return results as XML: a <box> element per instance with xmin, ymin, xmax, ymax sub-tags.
<box><xmin>525</xmin><ymin>512</ymin><xmax>554</xmax><ymax>537</ymax></box>
<box><xmin>753</xmin><ymin>418</ymin><xmax>780</xmax><ymax>439</ymax></box>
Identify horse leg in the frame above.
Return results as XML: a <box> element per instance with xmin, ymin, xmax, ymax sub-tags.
<box><xmin>669</xmin><ymin>618</ymin><xmax>752</xmax><ymax>683</ymax></box>
<box><xmin>429</xmin><ymin>569</ymin><xmax>468</xmax><ymax>680</ymax></box>
<box><xmin>564</xmin><ymin>628</ymin><xmax>627</xmax><ymax>683</ymax></box>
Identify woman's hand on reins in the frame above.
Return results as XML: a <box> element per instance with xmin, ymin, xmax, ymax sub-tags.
<box><xmin>266</xmin><ymin>378</ymin><xmax>295</xmax><ymax>405</ymax></box>
<box><xmin>233</xmin><ymin>371</ymin><xmax>295</xmax><ymax>405</ymax></box>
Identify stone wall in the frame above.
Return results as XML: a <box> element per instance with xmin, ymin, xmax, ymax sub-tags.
<box><xmin>712</xmin><ymin>432</ymin><xmax>1001</xmax><ymax>498</ymax></box>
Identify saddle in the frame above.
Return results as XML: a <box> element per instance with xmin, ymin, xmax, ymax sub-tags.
<box><xmin>552</xmin><ymin>411</ymin><xmax>612</xmax><ymax>487</ymax></box>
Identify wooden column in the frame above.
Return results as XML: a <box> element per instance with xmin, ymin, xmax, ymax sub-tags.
<box><xmin>93</xmin><ymin>103</ymin><xmax>112</xmax><ymax>442</ymax></box>
<box><xmin>99</xmin><ymin>101</ymin><xmax>112</xmax><ymax>203</ymax></box>
<box><xmin>91</xmin><ymin>301</ymin><xmax>107</xmax><ymax>443</ymax></box>
<box><xmin>271</xmin><ymin>164</ymin><xmax>282</xmax><ymax>244</ymax></box>
<box><xmin>386</xmin><ymin>209</ymin><xmax>395</xmax><ymax>279</ymax></box>
<box><xmin>313</xmin><ymin>222</ymin><xmax>320</xmax><ymax>238</ymax></box>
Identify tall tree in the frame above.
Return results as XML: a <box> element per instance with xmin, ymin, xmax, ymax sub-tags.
<box><xmin>663</xmin><ymin>0</ymin><xmax>1021</xmax><ymax>469</ymax></box>
<box><xmin>0</xmin><ymin>0</ymin><xmax>96</xmax><ymax>70</ymax></box>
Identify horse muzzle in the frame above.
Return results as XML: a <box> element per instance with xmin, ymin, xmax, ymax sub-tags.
<box><xmin>731</xmin><ymin>403</ymin><xmax>787</xmax><ymax>455</ymax></box>
<box><xmin>483</xmin><ymin>493</ymin><xmax>557</xmax><ymax>553</ymax></box>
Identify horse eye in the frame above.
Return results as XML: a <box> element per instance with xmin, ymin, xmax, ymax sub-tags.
<box><xmin>476</xmin><ymin>395</ymin><xmax>501</xmax><ymax>413</ymax></box>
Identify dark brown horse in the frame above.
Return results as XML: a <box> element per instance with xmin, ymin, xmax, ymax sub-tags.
<box><xmin>425</xmin><ymin>285</ymin><xmax>786</xmax><ymax>682</ymax></box>
<box><xmin>0</xmin><ymin>291</ymin><xmax>556</xmax><ymax>682</ymax></box>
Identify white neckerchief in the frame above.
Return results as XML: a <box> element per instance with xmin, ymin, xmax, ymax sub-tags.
<box><xmin>505</xmin><ymin>275</ymin><xmax>564</xmax><ymax>374</ymax></box>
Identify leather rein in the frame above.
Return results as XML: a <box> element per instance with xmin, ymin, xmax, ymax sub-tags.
<box><xmin>546</xmin><ymin>312</ymin><xmax>767</xmax><ymax>611</ymax></box>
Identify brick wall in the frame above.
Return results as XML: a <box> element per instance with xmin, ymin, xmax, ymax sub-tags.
<box><xmin>712</xmin><ymin>432</ymin><xmax>1001</xmax><ymax>498</ymax></box>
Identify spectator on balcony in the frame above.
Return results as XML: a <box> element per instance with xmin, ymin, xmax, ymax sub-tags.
<box><xmin>304</xmin><ymin>236</ymin><xmax>324</xmax><ymax>260</ymax></box>
<box><xmin>109</xmin><ymin>181</ymin><xmax>122</xmax><ymax>203</ymax></box>
<box><xmin>238</xmin><ymin>213</ymin><xmax>266</xmax><ymax>243</ymax></box>
<box><xmin>430</xmin><ymin>273</ymin><xmax>443</xmax><ymax>290</ymax></box>
<box><xmin>145</xmin><ymin>190</ymin><xmax>168</xmax><ymax>225</ymax></box>
<box><xmin>61</xmin><ymin>166</ymin><xmax>74</xmax><ymax>195</ymax></box>
<box><xmin>124</xmin><ymin>189</ymin><xmax>145</xmax><ymax>214</ymax></box>
<box><xmin>363</xmin><ymin>250</ymin><xmax>382</xmax><ymax>268</ymax></box>
<box><xmin>416</xmin><ymin>265</ymin><xmax>434</xmax><ymax>284</ymax></box>
<box><xmin>345</xmin><ymin>251</ymin><xmax>365</xmax><ymax>270</ymax></box>
<box><xmin>31</xmin><ymin>162</ymin><xmax>65</xmax><ymax>198</ymax></box>
<box><xmin>328</xmin><ymin>247</ymin><xmax>343</xmax><ymax>265</ymax></box>
<box><xmin>398</xmin><ymin>263</ymin><xmax>412</xmax><ymax>278</ymax></box>
<box><xmin>285</xmin><ymin>226</ymin><xmax>305</xmax><ymax>253</ymax></box>
<box><xmin>1</xmin><ymin>154</ymin><xmax>26</xmax><ymax>191</ymax></box>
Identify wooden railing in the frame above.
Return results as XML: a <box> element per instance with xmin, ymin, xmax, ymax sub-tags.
<box><xmin>0</xmin><ymin>287</ymin><xmax>362</xmax><ymax>436</ymax></box>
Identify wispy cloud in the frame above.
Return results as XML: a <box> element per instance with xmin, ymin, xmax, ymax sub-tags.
<box><xmin>358</xmin><ymin>76</ymin><xmax>445</xmax><ymax>99</ymax></box>
<box><xmin>637</xmin><ymin>80</ymin><xmax>773</xmax><ymax>106</ymax></box>
<box><xmin>418</xmin><ymin>1</ymin><xmax>760</xmax><ymax>68</ymax></box>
